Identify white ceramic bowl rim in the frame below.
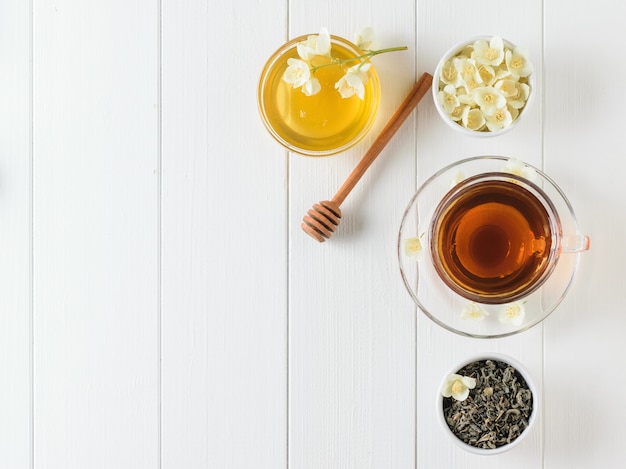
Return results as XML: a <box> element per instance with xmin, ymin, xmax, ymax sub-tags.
<box><xmin>436</xmin><ymin>352</ymin><xmax>539</xmax><ymax>455</ymax></box>
<box><xmin>431</xmin><ymin>35</ymin><xmax>535</xmax><ymax>138</ymax></box>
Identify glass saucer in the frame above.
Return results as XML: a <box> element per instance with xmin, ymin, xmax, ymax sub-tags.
<box><xmin>397</xmin><ymin>156</ymin><xmax>587</xmax><ymax>338</ymax></box>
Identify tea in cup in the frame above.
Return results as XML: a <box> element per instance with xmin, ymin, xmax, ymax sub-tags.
<box><xmin>430</xmin><ymin>172</ymin><xmax>589</xmax><ymax>304</ymax></box>
<box><xmin>398</xmin><ymin>156</ymin><xmax>590</xmax><ymax>337</ymax></box>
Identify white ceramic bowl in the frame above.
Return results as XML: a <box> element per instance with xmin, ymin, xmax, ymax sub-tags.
<box><xmin>436</xmin><ymin>353</ymin><xmax>538</xmax><ymax>455</ymax></box>
<box><xmin>432</xmin><ymin>36</ymin><xmax>535</xmax><ymax>137</ymax></box>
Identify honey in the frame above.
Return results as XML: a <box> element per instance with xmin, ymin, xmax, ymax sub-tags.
<box><xmin>258</xmin><ymin>36</ymin><xmax>380</xmax><ymax>155</ymax></box>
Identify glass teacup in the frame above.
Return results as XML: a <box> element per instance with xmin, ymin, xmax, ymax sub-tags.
<box><xmin>398</xmin><ymin>156</ymin><xmax>590</xmax><ymax>338</ymax></box>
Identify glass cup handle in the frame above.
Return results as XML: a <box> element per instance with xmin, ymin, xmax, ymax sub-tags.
<box><xmin>561</xmin><ymin>234</ymin><xmax>590</xmax><ymax>253</ymax></box>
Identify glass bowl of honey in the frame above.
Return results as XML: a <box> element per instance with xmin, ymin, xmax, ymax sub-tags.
<box><xmin>258</xmin><ymin>34</ymin><xmax>381</xmax><ymax>156</ymax></box>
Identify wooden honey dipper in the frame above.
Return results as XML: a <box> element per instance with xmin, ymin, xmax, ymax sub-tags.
<box><xmin>302</xmin><ymin>72</ymin><xmax>433</xmax><ymax>242</ymax></box>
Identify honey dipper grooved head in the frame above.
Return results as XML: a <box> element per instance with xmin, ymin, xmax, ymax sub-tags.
<box><xmin>301</xmin><ymin>200</ymin><xmax>342</xmax><ymax>242</ymax></box>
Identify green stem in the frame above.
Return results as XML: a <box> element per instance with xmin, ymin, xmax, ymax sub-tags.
<box><xmin>310</xmin><ymin>46</ymin><xmax>408</xmax><ymax>73</ymax></box>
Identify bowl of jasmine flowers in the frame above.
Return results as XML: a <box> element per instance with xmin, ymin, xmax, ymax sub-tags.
<box><xmin>432</xmin><ymin>36</ymin><xmax>534</xmax><ymax>136</ymax></box>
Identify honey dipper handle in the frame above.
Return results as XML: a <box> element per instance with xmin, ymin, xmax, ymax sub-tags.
<box><xmin>331</xmin><ymin>72</ymin><xmax>433</xmax><ymax>207</ymax></box>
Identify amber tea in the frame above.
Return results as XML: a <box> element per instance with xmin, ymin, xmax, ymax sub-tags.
<box><xmin>430</xmin><ymin>175</ymin><xmax>556</xmax><ymax>304</ymax></box>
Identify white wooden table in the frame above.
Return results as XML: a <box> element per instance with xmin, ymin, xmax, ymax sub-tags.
<box><xmin>1</xmin><ymin>0</ymin><xmax>623</xmax><ymax>467</ymax></box>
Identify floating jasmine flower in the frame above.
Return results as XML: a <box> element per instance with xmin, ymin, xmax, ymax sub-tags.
<box><xmin>472</xmin><ymin>86</ymin><xmax>506</xmax><ymax>116</ymax></box>
<box><xmin>502</xmin><ymin>158</ymin><xmax>537</xmax><ymax>182</ymax></box>
<box><xmin>437</xmin><ymin>84</ymin><xmax>460</xmax><ymax>114</ymax></box>
<box><xmin>353</xmin><ymin>26</ymin><xmax>377</xmax><ymax>51</ymax></box>
<box><xmin>404</xmin><ymin>236</ymin><xmax>423</xmax><ymax>259</ymax></box>
<box><xmin>297</xmin><ymin>27</ymin><xmax>332</xmax><ymax>61</ymax></box>
<box><xmin>499</xmin><ymin>301</ymin><xmax>526</xmax><ymax>326</ymax></box>
<box><xmin>460</xmin><ymin>302</ymin><xmax>488</xmax><ymax>320</ymax></box>
<box><xmin>505</xmin><ymin>47</ymin><xmax>533</xmax><ymax>79</ymax></box>
<box><xmin>335</xmin><ymin>63</ymin><xmax>371</xmax><ymax>99</ymax></box>
<box><xmin>462</xmin><ymin>107</ymin><xmax>486</xmax><ymax>131</ymax></box>
<box><xmin>485</xmin><ymin>106</ymin><xmax>513</xmax><ymax>132</ymax></box>
<box><xmin>472</xmin><ymin>36</ymin><xmax>505</xmax><ymax>66</ymax></box>
<box><xmin>441</xmin><ymin>374</ymin><xmax>477</xmax><ymax>401</ymax></box>
<box><xmin>302</xmin><ymin>77</ymin><xmax>321</xmax><ymax>96</ymax></box>
<box><xmin>283</xmin><ymin>58</ymin><xmax>313</xmax><ymax>89</ymax></box>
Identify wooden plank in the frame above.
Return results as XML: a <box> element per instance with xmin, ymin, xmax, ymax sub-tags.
<box><xmin>543</xmin><ymin>0</ymin><xmax>625</xmax><ymax>466</ymax></box>
<box><xmin>32</xmin><ymin>1</ymin><xmax>160</xmax><ymax>466</ymax></box>
<box><xmin>415</xmin><ymin>1</ymin><xmax>545</xmax><ymax>467</ymax></box>
<box><xmin>288</xmin><ymin>9</ymin><xmax>418</xmax><ymax>468</ymax></box>
<box><xmin>160</xmin><ymin>0</ymin><xmax>288</xmax><ymax>467</ymax></box>
<box><xmin>0</xmin><ymin>1</ymin><xmax>32</xmax><ymax>467</ymax></box>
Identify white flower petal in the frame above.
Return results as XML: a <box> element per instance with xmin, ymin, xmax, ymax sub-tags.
<box><xmin>502</xmin><ymin>159</ymin><xmax>537</xmax><ymax>182</ymax></box>
<box><xmin>404</xmin><ymin>237</ymin><xmax>423</xmax><ymax>258</ymax></box>
<box><xmin>335</xmin><ymin>75</ymin><xmax>355</xmax><ymax>98</ymax></box>
<box><xmin>441</xmin><ymin>373</ymin><xmax>461</xmax><ymax>397</ymax></box>
<box><xmin>297</xmin><ymin>39</ymin><xmax>316</xmax><ymax>61</ymax></box>
<box><xmin>439</xmin><ymin>59</ymin><xmax>463</xmax><ymax>87</ymax></box>
<box><xmin>353</xmin><ymin>26</ymin><xmax>377</xmax><ymax>50</ymax></box>
<box><xmin>448</xmin><ymin>104</ymin><xmax>467</xmax><ymax>122</ymax></box>
<box><xmin>302</xmin><ymin>77</ymin><xmax>321</xmax><ymax>96</ymax></box>
<box><xmin>455</xmin><ymin>57</ymin><xmax>483</xmax><ymax>86</ymax></box>
<box><xmin>316</xmin><ymin>27</ymin><xmax>331</xmax><ymax>56</ymax></box>
<box><xmin>347</xmin><ymin>74</ymin><xmax>366</xmax><ymax>100</ymax></box>
<box><xmin>472</xmin><ymin>36</ymin><xmax>505</xmax><ymax>66</ymax></box>
<box><xmin>472</xmin><ymin>86</ymin><xmax>506</xmax><ymax>116</ymax></box>
<box><xmin>460</xmin><ymin>302</ymin><xmax>487</xmax><ymax>320</ymax></box>
<box><xmin>297</xmin><ymin>28</ymin><xmax>332</xmax><ymax>60</ymax></box>
<box><xmin>437</xmin><ymin>84</ymin><xmax>460</xmax><ymax>114</ymax></box>
<box><xmin>441</xmin><ymin>374</ymin><xmax>476</xmax><ymax>402</ymax></box>
<box><xmin>462</xmin><ymin>108</ymin><xmax>486</xmax><ymax>131</ymax></box>
<box><xmin>508</xmin><ymin>104</ymin><xmax>520</xmax><ymax>121</ymax></box>
<box><xmin>453</xmin><ymin>387</ymin><xmax>470</xmax><ymax>401</ymax></box>
<box><xmin>461</xmin><ymin>376</ymin><xmax>477</xmax><ymax>389</ymax></box>
<box><xmin>478</xmin><ymin>64</ymin><xmax>497</xmax><ymax>86</ymax></box>
<box><xmin>335</xmin><ymin>64</ymin><xmax>370</xmax><ymax>100</ymax></box>
<box><xmin>485</xmin><ymin>106</ymin><xmax>513</xmax><ymax>131</ymax></box>
<box><xmin>506</xmin><ymin>82</ymin><xmax>530</xmax><ymax>109</ymax></box>
<box><xmin>356</xmin><ymin>62</ymin><xmax>371</xmax><ymax>74</ymax></box>
<box><xmin>457</xmin><ymin>92</ymin><xmax>474</xmax><ymax>106</ymax></box>
<box><xmin>494</xmin><ymin>79</ymin><xmax>519</xmax><ymax>98</ymax></box>
<box><xmin>283</xmin><ymin>58</ymin><xmax>311</xmax><ymax>88</ymax></box>
<box><xmin>499</xmin><ymin>302</ymin><xmax>526</xmax><ymax>326</ymax></box>
<box><xmin>505</xmin><ymin>47</ymin><xmax>533</xmax><ymax>79</ymax></box>
<box><xmin>503</xmin><ymin>158</ymin><xmax>524</xmax><ymax>174</ymax></box>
